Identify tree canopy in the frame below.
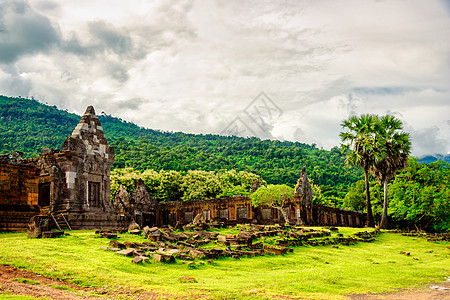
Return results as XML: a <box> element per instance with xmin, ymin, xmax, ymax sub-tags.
<box><xmin>250</xmin><ymin>184</ymin><xmax>294</xmax><ymax>224</ymax></box>
<box><xmin>111</xmin><ymin>168</ymin><xmax>266</xmax><ymax>202</ymax></box>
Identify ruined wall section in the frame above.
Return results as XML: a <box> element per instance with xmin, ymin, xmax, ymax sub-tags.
<box><xmin>154</xmin><ymin>195</ymin><xmax>364</xmax><ymax>228</ymax></box>
<box><xmin>156</xmin><ymin>195</ymin><xmax>255</xmax><ymax>226</ymax></box>
<box><xmin>0</xmin><ymin>155</ymin><xmax>40</xmax><ymax>231</ymax></box>
<box><xmin>0</xmin><ymin>162</ymin><xmax>39</xmax><ymax>206</ymax></box>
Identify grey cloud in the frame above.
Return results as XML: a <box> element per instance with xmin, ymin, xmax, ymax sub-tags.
<box><xmin>104</xmin><ymin>63</ymin><xmax>129</xmax><ymax>82</ymax></box>
<box><xmin>87</xmin><ymin>20</ymin><xmax>132</xmax><ymax>56</ymax></box>
<box><xmin>352</xmin><ymin>86</ymin><xmax>422</xmax><ymax>95</ymax></box>
<box><xmin>0</xmin><ymin>66</ymin><xmax>33</xmax><ymax>97</ymax></box>
<box><xmin>131</xmin><ymin>0</ymin><xmax>197</xmax><ymax>53</ymax></box>
<box><xmin>107</xmin><ymin>98</ymin><xmax>146</xmax><ymax>111</ymax></box>
<box><xmin>342</xmin><ymin>93</ymin><xmax>359</xmax><ymax>116</ymax></box>
<box><xmin>33</xmin><ymin>0</ymin><xmax>60</xmax><ymax>12</ymax></box>
<box><xmin>440</xmin><ymin>0</ymin><xmax>450</xmax><ymax>15</ymax></box>
<box><xmin>0</xmin><ymin>0</ymin><xmax>60</xmax><ymax>63</ymax></box>
<box><xmin>62</xmin><ymin>22</ymin><xmax>133</xmax><ymax>57</ymax></box>
<box><xmin>409</xmin><ymin>126</ymin><xmax>448</xmax><ymax>156</ymax></box>
<box><xmin>61</xmin><ymin>33</ymin><xmax>92</xmax><ymax>56</ymax></box>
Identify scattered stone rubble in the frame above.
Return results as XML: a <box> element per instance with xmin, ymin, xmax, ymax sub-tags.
<box><xmin>97</xmin><ymin>223</ymin><xmax>380</xmax><ymax>264</ymax></box>
<box><xmin>386</xmin><ymin>230</ymin><xmax>450</xmax><ymax>242</ymax></box>
<box><xmin>26</xmin><ymin>215</ymin><xmax>65</xmax><ymax>238</ymax></box>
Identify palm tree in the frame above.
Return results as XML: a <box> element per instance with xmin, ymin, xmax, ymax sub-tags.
<box><xmin>370</xmin><ymin>115</ymin><xmax>411</xmax><ymax>229</ymax></box>
<box><xmin>340</xmin><ymin>114</ymin><xmax>379</xmax><ymax>227</ymax></box>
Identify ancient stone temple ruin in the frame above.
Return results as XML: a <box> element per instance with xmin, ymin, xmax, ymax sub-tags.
<box><xmin>112</xmin><ymin>170</ymin><xmax>364</xmax><ymax>229</ymax></box>
<box><xmin>0</xmin><ymin>106</ymin><xmax>127</xmax><ymax>231</ymax></box>
<box><xmin>0</xmin><ymin>105</ymin><xmax>365</xmax><ymax>232</ymax></box>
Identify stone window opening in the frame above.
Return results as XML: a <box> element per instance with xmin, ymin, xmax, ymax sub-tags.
<box><xmin>261</xmin><ymin>208</ymin><xmax>272</xmax><ymax>220</ymax></box>
<box><xmin>219</xmin><ymin>208</ymin><xmax>229</xmax><ymax>219</ymax></box>
<box><xmin>236</xmin><ymin>207</ymin><xmax>247</xmax><ymax>219</ymax></box>
<box><xmin>202</xmin><ymin>210</ymin><xmax>211</xmax><ymax>221</ymax></box>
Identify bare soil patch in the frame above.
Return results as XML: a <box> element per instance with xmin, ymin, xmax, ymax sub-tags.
<box><xmin>0</xmin><ymin>264</ymin><xmax>168</xmax><ymax>299</ymax></box>
<box><xmin>347</xmin><ymin>280</ymin><xmax>450</xmax><ymax>300</ymax></box>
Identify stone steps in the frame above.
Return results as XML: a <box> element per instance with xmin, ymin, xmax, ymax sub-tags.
<box><xmin>0</xmin><ymin>211</ymin><xmax>39</xmax><ymax>232</ymax></box>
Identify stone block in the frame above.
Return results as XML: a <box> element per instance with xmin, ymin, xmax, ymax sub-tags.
<box><xmin>108</xmin><ymin>247</ymin><xmax>122</xmax><ymax>252</ymax></box>
<box><xmin>42</xmin><ymin>231</ymin><xmax>64</xmax><ymax>238</ymax></box>
<box><xmin>116</xmin><ymin>249</ymin><xmax>135</xmax><ymax>257</ymax></box>
<box><xmin>132</xmin><ymin>256</ymin><xmax>149</xmax><ymax>264</ymax></box>
<box><xmin>153</xmin><ymin>253</ymin><xmax>175</xmax><ymax>263</ymax></box>
<box><xmin>217</xmin><ymin>235</ymin><xmax>227</xmax><ymax>242</ymax></box>
<box><xmin>189</xmin><ymin>249</ymin><xmax>206</xmax><ymax>259</ymax></box>
<box><xmin>263</xmin><ymin>244</ymin><xmax>292</xmax><ymax>255</ymax></box>
<box><xmin>27</xmin><ymin>215</ymin><xmax>49</xmax><ymax>238</ymax></box>
<box><xmin>101</xmin><ymin>232</ymin><xmax>117</xmax><ymax>239</ymax></box>
<box><xmin>109</xmin><ymin>240</ymin><xmax>126</xmax><ymax>249</ymax></box>
<box><xmin>165</xmin><ymin>249</ymin><xmax>181</xmax><ymax>256</ymax></box>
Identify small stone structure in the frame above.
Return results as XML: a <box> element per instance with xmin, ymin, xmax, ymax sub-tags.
<box><xmin>1</xmin><ymin>106</ymin><xmax>127</xmax><ymax>231</ymax></box>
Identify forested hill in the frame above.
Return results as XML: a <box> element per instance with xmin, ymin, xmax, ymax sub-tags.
<box><xmin>0</xmin><ymin>95</ymin><xmax>362</xmax><ymax>197</ymax></box>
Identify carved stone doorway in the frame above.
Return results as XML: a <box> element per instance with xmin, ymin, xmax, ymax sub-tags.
<box><xmin>38</xmin><ymin>183</ymin><xmax>50</xmax><ymax>207</ymax></box>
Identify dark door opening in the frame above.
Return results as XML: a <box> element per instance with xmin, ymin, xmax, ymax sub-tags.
<box><xmin>142</xmin><ymin>212</ymin><xmax>155</xmax><ymax>227</ymax></box>
<box><xmin>38</xmin><ymin>183</ymin><xmax>51</xmax><ymax>207</ymax></box>
<box><xmin>88</xmin><ymin>182</ymin><xmax>100</xmax><ymax>207</ymax></box>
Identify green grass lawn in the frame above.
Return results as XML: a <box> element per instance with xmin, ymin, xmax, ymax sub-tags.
<box><xmin>0</xmin><ymin>228</ymin><xmax>448</xmax><ymax>299</ymax></box>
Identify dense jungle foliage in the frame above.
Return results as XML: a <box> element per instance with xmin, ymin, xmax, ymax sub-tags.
<box><xmin>342</xmin><ymin>157</ymin><xmax>450</xmax><ymax>232</ymax></box>
<box><xmin>1</xmin><ymin>95</ymin><xmax>448</xmax><ymax>231</ymax></box>
<box><xmin>111</xmin><ymin>168</ymin><xmax>266</xmax><ymax>202</ymax></box>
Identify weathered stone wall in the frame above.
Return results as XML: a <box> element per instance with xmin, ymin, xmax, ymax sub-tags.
<box><xmin>156</xmin><ymin>195</ymin><xmax>255</xmax><ymax>226</ymax></box>
<box><xmin>0</xmin><ymin>157</ymin><xmax>41</xmax><ymax>232</ymax></box>
<box><xmin>0</xmin><ymin>162</ymin><xmax>39</xmax><ymax>206</ymax></box>
<box><xmin>153</xmin><ymin>195</ymin><xmax>364</xmax><ymax>228</ymax></box>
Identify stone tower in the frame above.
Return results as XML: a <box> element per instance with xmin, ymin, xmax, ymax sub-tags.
<box><xmin>57</xmin><ymin>106</ymin><xmax>115</xmax><ymax>214</ymax></box>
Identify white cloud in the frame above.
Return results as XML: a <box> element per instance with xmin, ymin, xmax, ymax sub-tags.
<box><xmin>0</xmin><ymin>0</ymin><xmax>449</xmax><ymax>156</ymax></box>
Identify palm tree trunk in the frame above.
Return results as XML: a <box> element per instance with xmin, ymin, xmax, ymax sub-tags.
<box><xmin>364</xmin><ymin>167</ymin><xmax>374</xmax><ymax>227</ymax></box>
<box><xmin>380</xmin><ymin>180</ymin><xmax>389</xmax><ymax>229</ymax></box>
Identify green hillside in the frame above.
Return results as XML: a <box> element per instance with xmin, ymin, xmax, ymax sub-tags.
<box><xmin>0</xmin><ymin>95</ymin><xmax>362</xmax><ymax>198</ymax></box>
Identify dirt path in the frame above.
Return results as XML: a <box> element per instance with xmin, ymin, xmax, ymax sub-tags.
<box><xmin>347</xmin><ymin>279</ymin><xmax>450</xmax><ymax>300</ymax></box>
<box><xmin>0</xmin><ymin>264</ymin><xmax>166</xmax><ymax>299</ymax></box>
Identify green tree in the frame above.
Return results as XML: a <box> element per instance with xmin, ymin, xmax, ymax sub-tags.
<box><xmin>342</xmin><ymin>180</ymin><xmax>366</xmax><ymax>212</ymax></box>
<box><xmin>310</xmin><ymin>181</ymin><xmax>334</xmax><ymax>207</ymax></box>
<box><xmin>158</xmin><ymin>170</ymin><xmax>184</xmax><ymax>202</ymax></box>
<box><xmin>217</xmin><ymin>169</ymin><xmax>266</xmax><ymax>197</ymax></box>
<box><xmin>181</xmin><ymin>170</ymin><xmax>222</xmax><ymax>201</ymax></box>
<box><xmin>110</xmin><ymin>167</ymin><xmax>141</xmax><ymax>196</ymax></box>
<box><xmin>389</xmin><ymin>158</ymin><xmax>450</xmax><ymax>232</ymax></box>
<box><xmin>250</xmin><ymin>184</ymin><xmax>294</xmax><ymax>224</ymax></box>
<box><xmin>370</xmin><ymin>115</ymin><xmax>411</xmax><ymax>229</ymax></box>
<box><xmin>340</xmin><ymin>114</ymin><xmax>379</xmax><ymax>227</ymax></box>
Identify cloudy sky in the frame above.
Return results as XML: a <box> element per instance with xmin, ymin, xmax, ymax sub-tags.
<box><xmin>1</xmin><ymin>0</ymin><xmax>449</xmax><ymax>156</ymax></box>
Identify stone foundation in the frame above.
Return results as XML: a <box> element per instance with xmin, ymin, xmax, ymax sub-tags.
<box><xmin>66</xmin><ymin>213</ymin><xmax>129</xmax><ymax>230</ymax></box>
